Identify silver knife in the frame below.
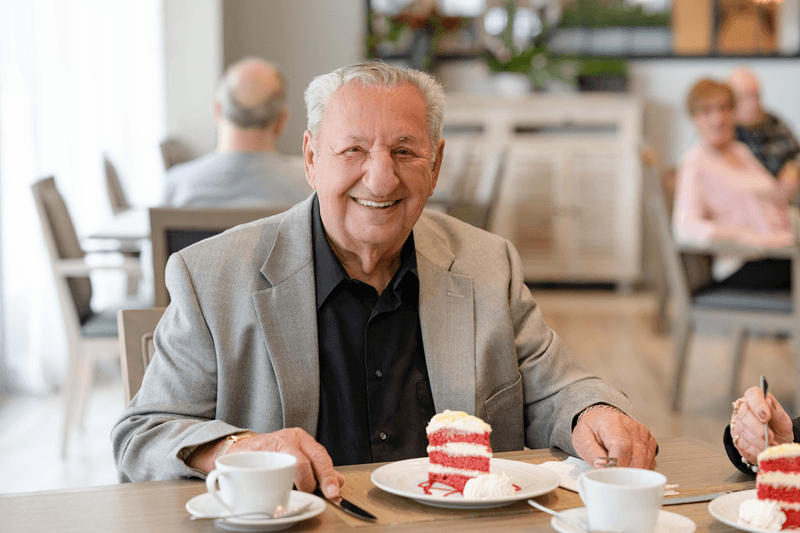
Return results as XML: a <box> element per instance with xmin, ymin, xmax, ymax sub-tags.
<box><xmin>663</xmin><ymin>491</ymin><xmax>734</xmax><ymax>505</ymax></box>
<box><xmin>313</xmin><ymin>487</ymin><xmax>377</xmax><ymax>522</ymax></box>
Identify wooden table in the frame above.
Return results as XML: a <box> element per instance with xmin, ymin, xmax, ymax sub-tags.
<box><xmin>0</xmin><ymin>439</ymin><xmax>754</xmax><ymax>533</ymax></box>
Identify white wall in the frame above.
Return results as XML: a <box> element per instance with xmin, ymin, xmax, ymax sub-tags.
<box><xmin>222</xmin><ymin>0</ymin><xmax>364</xmax><ymax>156</ymax></box>
<box><xmin>163</xmin><ymin>0</ymin><xmax>222</xmax><ymax>156</ymax></box>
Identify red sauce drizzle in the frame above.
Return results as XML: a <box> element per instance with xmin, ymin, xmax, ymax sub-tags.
<box><xmin>417</xmin><ymin>481</ymin><xmax>523</xmax><ymax>496</ymax></box>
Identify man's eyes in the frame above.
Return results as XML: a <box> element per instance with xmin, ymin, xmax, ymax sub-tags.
<box><xmin>340</xmin><ymin>147</ymin><xmax>419</xmax><ymax>158</ymax></box>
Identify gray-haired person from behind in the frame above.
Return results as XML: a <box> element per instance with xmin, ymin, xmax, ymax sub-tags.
<box><xmin>160</xmin><ymin>56</ymin><xmax>311</xmax><ymax>208</ymax></box>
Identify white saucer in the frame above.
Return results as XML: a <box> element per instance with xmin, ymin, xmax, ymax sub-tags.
<box><xmin>550</xmin><ymin>508</ymin><xmax>696</xmax><ymax>533</ymax></box>
<box><xmin>185</xmin><ymin>490</ymin><xmax>325</xmax><ymax>532</ymax></box>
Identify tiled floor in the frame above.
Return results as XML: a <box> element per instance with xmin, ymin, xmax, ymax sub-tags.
<box><xmin>0</xmin><ymin>289</ymin><xmax>794</xmax><ymax>494</ymax></box>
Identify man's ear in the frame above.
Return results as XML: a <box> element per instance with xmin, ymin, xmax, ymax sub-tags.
<box><xmin>303</xmin><ymin>130</ymin><xmax>317</xmax><ymax>190</ymax></box>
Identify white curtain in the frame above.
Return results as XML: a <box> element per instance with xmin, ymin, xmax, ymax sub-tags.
<box><xmin>0</xmin><ymin>0</ymin><xmax>166</xmax><ymax>392</ymax></box>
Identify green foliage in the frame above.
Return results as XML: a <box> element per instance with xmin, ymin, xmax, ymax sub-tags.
<box><xmin>560</xmin><ymin>0</ymin><xmax>671</xmax><ymax>27</ymax></box>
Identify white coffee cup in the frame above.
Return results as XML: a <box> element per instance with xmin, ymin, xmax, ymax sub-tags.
<box><xmin>206</xmin><ymin>451</ymin><xmax>297</xmax><ymax>516</ymax></box>
<box><xmin>577</xmin><ymin>467</ymin><xmax>666</xmax><ymax>533</ymax></box>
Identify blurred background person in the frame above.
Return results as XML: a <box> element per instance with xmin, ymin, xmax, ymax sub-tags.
<box><xmin>729</xmin><ymin>68</ymin><xmax>800</xmax><ymax>207</ymax></box>
<box><xmin>161</xmin><ymin>57</ymin><xmax>311</xmax><ymax>207</ymax></box>
<box><xmin>672</xmin><ymin>78</ymin><xmax>798</xmax><ymax>291</ymax></box>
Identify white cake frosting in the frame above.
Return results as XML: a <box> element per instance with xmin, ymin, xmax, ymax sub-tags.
<box><xmin>426</xmin><ymin>442</ymin><xmax>492</xmax><ymax>457</ymax></box>
<box><xmin>758</xmin><ymin>443</ymin><xmax>800</xmax><ymax>460</ymax></box>
<box><xmin>738</xmin><ymin>499</ymin><xmax>786</xmax><ymax>531</ymax></box>
<box><xmin>463</xmin><ymin>472</ymin><xmax>515</xmax><ymax>499</ymax></box>
<box><xmin>426</xmin><ymin>410</ymin><xmax>492</xmax><ymax>434</ymax></box>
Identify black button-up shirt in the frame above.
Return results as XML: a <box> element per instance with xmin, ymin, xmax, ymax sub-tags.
<box><xmin>312</xmin><ymin>198</ymin><xmax>436</xmax><ymax>466</ymax></box>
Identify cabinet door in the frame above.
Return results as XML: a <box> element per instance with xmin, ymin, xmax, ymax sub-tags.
<box><xmin>563</xmin><ymin>139</ymin><xmax>623</xmax><ymax>279</ymax></box>
<box><xmin>489</xmin><ymin>141</ymin><xmax>566</xmax><ymax>277</ymax></box>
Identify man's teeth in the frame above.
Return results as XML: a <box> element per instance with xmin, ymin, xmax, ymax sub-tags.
<box><xmin>355</xmin><ymin>199</ymin><xmax>398</xmax><ymax>208</ymax></box>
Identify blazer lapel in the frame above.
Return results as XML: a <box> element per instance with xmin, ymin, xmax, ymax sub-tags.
<box><xmin>415</xmin><ymin>216</ymin><xmax>477</xmax><ymax>415</ymax></box>
<box><xmin>251</xmin><ymin>198</ymin><xmax>320</xmax><ymax>435</ymax></box>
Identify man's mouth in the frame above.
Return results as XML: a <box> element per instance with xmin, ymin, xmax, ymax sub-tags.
<box><xmin>353</xmin><ymin>198</ymin><xmax>399</xmax><ymax>208</ymax></box>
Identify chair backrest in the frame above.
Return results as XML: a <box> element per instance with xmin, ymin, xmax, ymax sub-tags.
<box><xmin>159</xmin><ymin>138</ymin><xmax>193</xmax><ymax>171</ymax></box>
<box><xmin>150</xmin><ymin>206</ymin><xmax>291</xmax><ymax>306</ymax></box>
<box><xmin>447</xmin><ymin>147</ymin><xmax>506</xmax><ymax>230</ymax></box>
<box><xmin>117</xmin><ymin>307</ymin><xmax>166</xmax><ymax>403</ymax></box>
<box><xmin>641</xmin><ymin>159</ymin><xmax>693</xmax><ymax>312</ymax></box>
<box><xmin>30</xmin><ymin>177</ymin><xmax>93</xmax><ymax>325</ymax></box>
<box><xmin>104</xmin><ymin>156</ymin><xmax>130</xmax><ymax>215</ymax></box>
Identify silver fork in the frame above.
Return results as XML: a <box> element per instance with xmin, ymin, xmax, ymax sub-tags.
<box><xmin>528</xmin><ymin>499</ymin><xmax>622</xmax><ymax>533</ymax></box>
<box><xmin>190</xmin><ymin>501</ymin><xmax>313</xmax><ymax>521</ymax></box>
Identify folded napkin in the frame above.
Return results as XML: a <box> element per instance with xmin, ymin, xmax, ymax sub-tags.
<box><xmin>538</xmin><ymin>457</ymin><xmax>679</xmax><ymax>495</ymax></box>
<box><xmin>539</xmin><ymin>456</ymin><xmax>591</xmax><ymax>492</ymax></box>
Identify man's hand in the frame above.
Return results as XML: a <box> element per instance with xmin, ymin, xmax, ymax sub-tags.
<box><xmin>778</xmin><ymin>160</ymin><xmax>800</xmax><ymax>201</ymax></box>
<box><xmin>571</xmin><ymin>407</ymin><xmax>658</xmax><ymax>469</ymax></box>
<box><xmin>189</xmin><ymin>428</ymin><xmax>345</xmax><ymax>498</ymax></box>
<box><xmin>731</xmin><ymin>386</ymin><xmax>794</xmax><ymax>464</ymax></box>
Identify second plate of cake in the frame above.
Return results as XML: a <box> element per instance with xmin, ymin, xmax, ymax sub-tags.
<box><xmin>370</xmin><ymin>458</ymin><xmax>560</xmax><ymax>508</ymax></box>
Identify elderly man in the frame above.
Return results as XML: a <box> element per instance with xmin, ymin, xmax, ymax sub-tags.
<box><xmin>161</xmin><ymin>57</ymin><xmax>310</xmax><ymax>207</ymax></box>
<box><xmin>729</xmin><ymin>68</ymin><xmax>800</xmax><ymax>190</ymax></box>
<box><xmin>113</xmin><ymin>62</ymin><xmax>657</xmax><ymax>499</ymax></box>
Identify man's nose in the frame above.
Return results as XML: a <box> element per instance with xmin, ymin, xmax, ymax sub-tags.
<box><xmin>362</xmin><ymin>150</ymin><xmax>400</xmax><ymax>197</ymax></box>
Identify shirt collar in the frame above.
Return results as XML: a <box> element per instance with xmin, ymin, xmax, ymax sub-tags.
<box><xmin>312</xmin><ymin>196</ymin><xmax>418</xmax><ymax>309</ymax></box>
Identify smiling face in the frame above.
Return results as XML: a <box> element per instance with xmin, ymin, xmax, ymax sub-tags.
<box><xmin>303</xmin><ymin>82</ymin><xmax>444</xmax><ymax>265</ymax></box>
<box><xmin>693</xmin><ymin>93</ymin><xmax>736</xmax><ymax>150</ymax></box>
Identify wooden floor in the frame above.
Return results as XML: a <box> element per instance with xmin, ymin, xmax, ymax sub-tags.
<box><xmin>0</xmin><ymin>289</ymin><xmax>795</xmax><ymax>494</ymax></box>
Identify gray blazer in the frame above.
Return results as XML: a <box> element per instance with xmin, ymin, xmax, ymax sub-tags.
<box><xmin>112</xmin><ymin>195</ymin><xmax>636</xmax><ymax>482</ymax></box>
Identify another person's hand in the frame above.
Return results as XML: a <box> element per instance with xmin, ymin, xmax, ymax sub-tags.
<box><xmin>778</xmin><ymin>160</ymin><xmax>800</xmax><ymax>200</ymax></box>
<box><xmin>572</xmin><ymin>406</ymin><xmax>658</xmax><ymax>469</ymax></box>
<box><xmin>190</xmin><ymin>428</ymin><xmax>345</xmax><ymax>498</ymax></box>
<box><xmin>731</xmin><ymin>386</ymin><xmax>793</xmax><ymax>464</ymax></box>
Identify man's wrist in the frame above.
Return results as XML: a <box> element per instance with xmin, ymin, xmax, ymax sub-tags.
<box><xmin>215</xmin><ymin>431</ymin><xmax>258</xmax><ymax>461</ymax></box>
<box><xmin>573</xmin><ymin>403</ymin><xmax>624</xmax><ymax>430</ymax></box>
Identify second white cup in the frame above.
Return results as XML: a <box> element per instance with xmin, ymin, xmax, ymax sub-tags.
<box><xmin>206</xmin><ymin>450</ymin><xmax>297</xmax><ymax>516</ymax></box>
<box><xmin>577</xmin><ymin>467</ymin><xmax>666</xmax><ymax>533</ymax></box>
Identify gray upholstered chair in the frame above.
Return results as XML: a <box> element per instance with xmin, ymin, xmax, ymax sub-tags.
<box><xmin>31</xmin><ymin>177</ymin><xmax>143</xmax><ymax>457</ymax></box>
<box><xmin>104</xmin><ymin>156</ymin><xmax>130</xmax><ymax>216</ymax></box>
<box><xmin>149</xmin><ymin>206</ymin><xmax>291</xmax><ymax>307</ymax></box>
<box><xmin>117</xmin><ymin>307</ymin><xmax>166</xmax><ymax>404</ymax></box>
<box><xmin>642</xmin><ymin>158</ymin><xmax>800</xmax><ymax>413</ymax></box>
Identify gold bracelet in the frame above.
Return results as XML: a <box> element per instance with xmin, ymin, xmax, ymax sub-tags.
<box><xmin>577</xmin><ymin>404</ymin><xmax>624</xmax><ymax>424</ymax></box>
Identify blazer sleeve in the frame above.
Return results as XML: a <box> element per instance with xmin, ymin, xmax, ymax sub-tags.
<box><xmin>110</xmin><ymin>253</ymin><xmax>245</xmax><ymax>482</ymax></box>
<box><xmin>506</xmin><ymin>239</ymin><xmax>640</xmax><ymax>455</ymax></box>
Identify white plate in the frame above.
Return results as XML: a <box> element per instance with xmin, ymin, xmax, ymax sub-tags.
<box><xmin>551</xmin><ymin>507</ymin><xmax>696</xmax><ymax>533</ymax></box>
<box><xmin>708</xmin><ymin>489</ymin><xmax>790</xmax><ymax>533</ymax></box>
<box><xmin>185</xmin><ymin>490</ymin><xmax>325</xmax><ymax>532</ymax></box>
<box><xmin>370</xmin><ymin>457</ymin><xmax>560</xmax><ymax>509</ymax></box>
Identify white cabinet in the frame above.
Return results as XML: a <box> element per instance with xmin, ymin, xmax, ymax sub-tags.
<box><xmin>442</xmin><ymin>93</ymin><xmax>643</xmax><ymax>285</ymax></box>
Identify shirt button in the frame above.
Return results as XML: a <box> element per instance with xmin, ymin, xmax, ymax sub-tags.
<box><xmin>379</xmin><ymin>432</ymin><xmax>387</xmax><ymax>441</ymax></box>
<box><xmin>375</xmin><ymin>370</ymin><xmax>383</xmax><ymax>378</ymax></box>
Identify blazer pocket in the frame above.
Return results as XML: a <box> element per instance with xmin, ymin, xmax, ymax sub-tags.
<box><xmin>484</xmin><ymin>373</ymin><xmax>524</xmax><ymax>452</ymax></box>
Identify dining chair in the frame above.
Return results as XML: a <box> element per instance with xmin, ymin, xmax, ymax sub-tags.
<box><xmin>31</xmin><ymin>177</ymin><xmax>144</xmax><ymax>457</ymax></box>
<box><xmin>104</xmin><ymin>155</ymin><xmax>130</xmax><ymax>216</ymax></box>
<box><xmin>117</xmin><ymin>307</ymin><xmax>166</xmax><ymax>403</ymax></box>
<box><xmin>159</xmin><ymin>138</ymin><xmax>193</xmax><ymax>171</ymax></box>
<box><xmin>102</xmin><ymin>155</ymin><xmax>142</xmax><ymax>296</ymax></box>
<box><xmin>150</xmin><ymin>205</ymin><xmax>291</xmax><ymax>307</ymax></box>
<box><xmin>642</xmin><ymin>158</ymin><xmax>800</xmax><ymax>413</ymax></box>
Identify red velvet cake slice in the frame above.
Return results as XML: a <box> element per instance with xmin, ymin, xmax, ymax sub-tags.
<box><xmin>757</xmin><ymin>443</ymin><xmax>800</xmax><ymax>529</ymax></box>
<box><xmin>425</xmin><ymin>410</ymin><xmax>492</xmax><ymax>493</ymax></box>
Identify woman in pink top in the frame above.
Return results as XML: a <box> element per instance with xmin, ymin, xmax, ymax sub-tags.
<box><xmin>672</xmin><ymin>78</ymin><xmax>797</xmax><ymax>290</ymax></box>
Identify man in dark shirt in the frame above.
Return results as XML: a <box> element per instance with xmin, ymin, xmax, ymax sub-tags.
<box><xmin>112</xmin><ymin>62</ymin><xmax>657</xmax><ymax>499</ymax></box>
<box><xmin>729</xmin><ymin>68</ymin><xmax>800</xmax><ymax>195</ymax></box>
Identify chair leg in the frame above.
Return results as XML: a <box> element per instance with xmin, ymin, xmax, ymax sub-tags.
<box><xmin>653</xmin><ymin>287</ymin><xmax>669</xmax><ymax>334</ymax></box>
<box><xmin>671</xmin><ymin>319</ymin><xmax>694</xmax><ymax>413</ymax></box>
<box><xmin>74</xmin><ymin>351</ymin><xmax>94</xmax><ymax>430</ymax></box>
<box><xmin>729</xmin><ymin>327</ymin><xmax>749</xmax><ymax>403</ymax></box>
<box><xmin>60</xmin><ymin>344</ymin><xmax>87</xmax><ymax>458</ymax></box>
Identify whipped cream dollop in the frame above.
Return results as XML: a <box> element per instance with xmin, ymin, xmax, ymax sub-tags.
<box><xmin>738</xmin><ymin>499</ymin><xmax>786</xmax><ymax>531</ymax></box>
<box><xmin>463</xmin><ymin>472</ymin><xmax>515</xmax><ymax>499</ymax></box>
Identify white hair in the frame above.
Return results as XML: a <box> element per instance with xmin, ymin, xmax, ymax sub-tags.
<box><xmin>304</xmin><ymin>62</ymin><xmax>445</xmax><ymax>154</ymax></box>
